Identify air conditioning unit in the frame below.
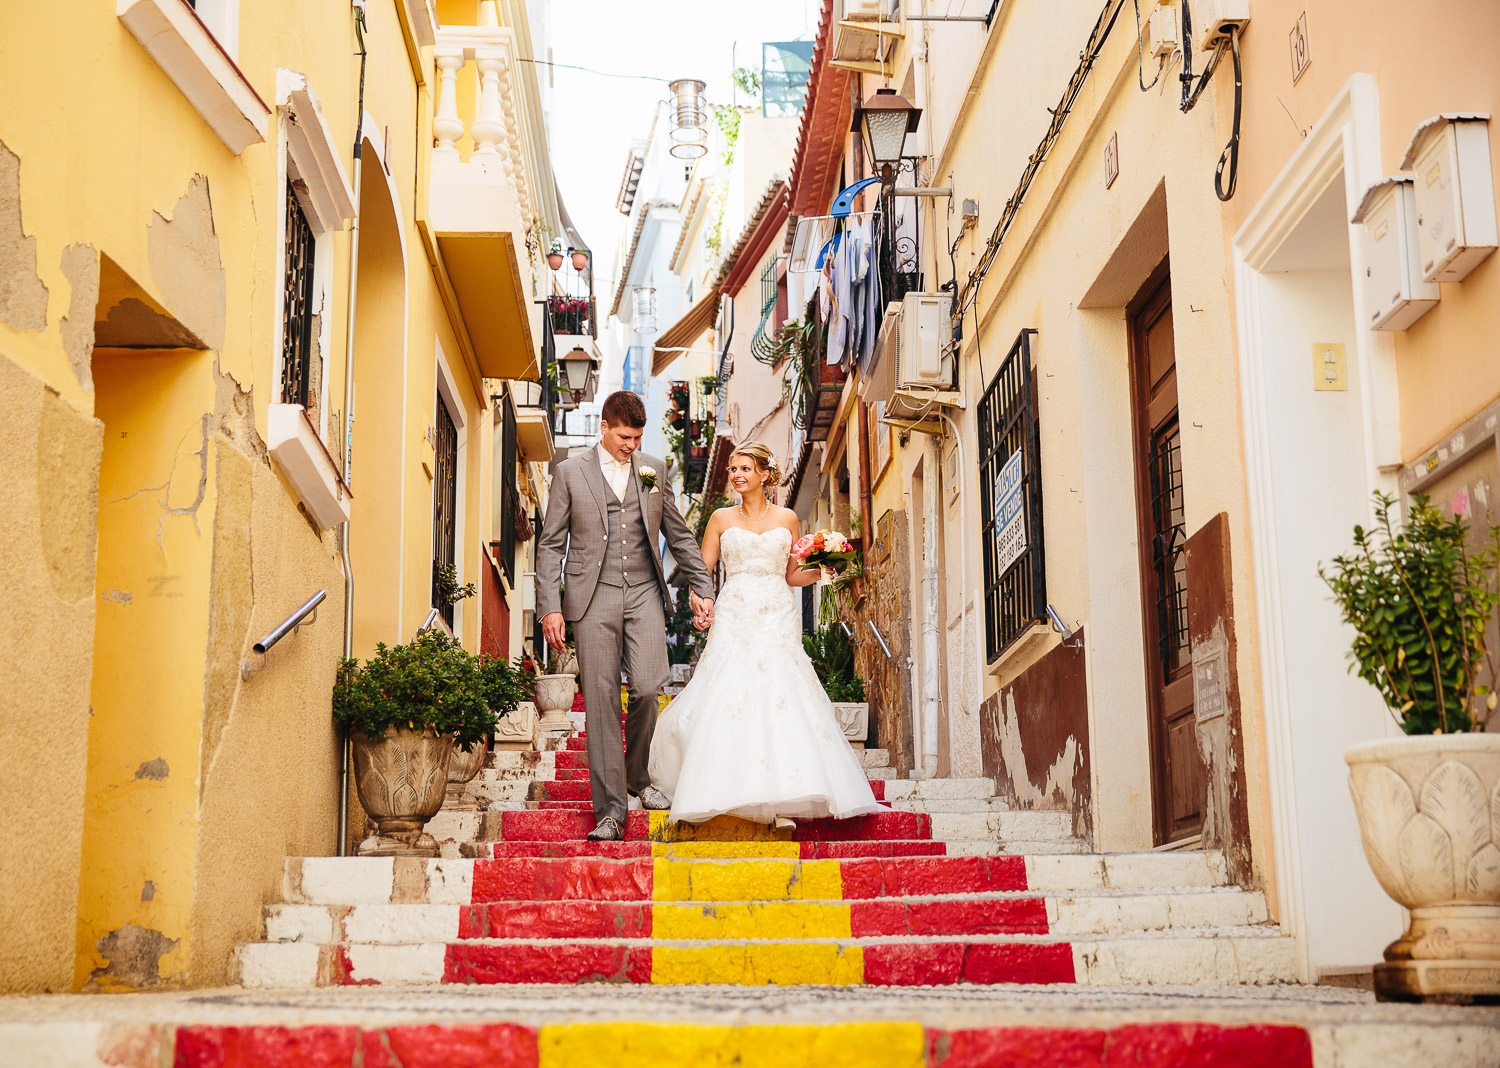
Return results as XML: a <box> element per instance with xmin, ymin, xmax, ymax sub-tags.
<box><xmin>894</xmin><ymin>292</ymin><xmax>952</xmax><ymax>389</ymax></box>
<box><xmin>842</xmin><ymin>0</ymin><xmax>885</xmax><ymax>21</ymax></box>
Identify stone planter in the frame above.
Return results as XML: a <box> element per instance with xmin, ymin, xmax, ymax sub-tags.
<box><xmin>535</xmin><ymin>673</ymin><xmax>578</xmax><ymax>733</ymax></box>
<box><xmin>446</xmin><ymin>735</ymin><xmax>488</xmax><ymax>785</ymax></box>
<box><xmin>552</xmin><ymin>645</ymin><xmax>579</xmax><ymax>678</ymax></box>
<box><xmin>833</xmin><ymin>702</ymin><xmax>870</xmax><ymax>747</ymax></box>
<box><xmin>1346</xmin><ymin>733</ymin><xmax>1500</xmax><ymax>1003</ymax></box>
<box><xmin>494</xmin><ymin>701</ymin><xmax>538</xmax><ymax>749</ymax></box>
<box><xmin>352</xmin><ymin>728</ymin><xmax>453</xmax><ymax>857</ymax></box>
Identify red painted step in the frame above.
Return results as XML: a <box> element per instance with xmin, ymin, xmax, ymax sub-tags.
<box><xmin>450</xmin><ymin>897</ymin><xmax>1045</xmax><ymax>939</ymax></box>
<box><xmin>491</xmin><ymin>839</ymin><xmax>949</xmax><ymax>859</ymax></box>
<box><xmin>498</xmin><ymin>809</ymin><xmax>932</xmax><ymax>843</ymax></box>
<box><xmin>435</xmin><ymin>939</ymin><xmax>1076</xmax><ymax>986</ymax></box>
<box><xmin>466</xmin><ymin>855</ymin><xmax>1025</xmax><ymax>903</ymax></box>
<box><xmin>166</xmin><ymin>1021</ymin><xmax>1317</xmax><ymax>1068</ymax></box>
<box><xmin>537</xmin><ymin>779</ymin><xmax>889</xmax><ymax>802</ymax></box>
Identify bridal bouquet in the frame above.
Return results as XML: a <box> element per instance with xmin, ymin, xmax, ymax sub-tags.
<box><xmin>792</xmin><ymin>529</ymin><xmax>858</xmax><ymax>575</ymax></box>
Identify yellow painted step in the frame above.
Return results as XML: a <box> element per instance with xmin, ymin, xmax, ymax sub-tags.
<box><xmin>539</xmin><ymin>1022</ymin><xmax>926</xmax><ymax>1068</ymax></box>
<box><xmin>650</xmin><ymin>942</ymin><xmax>866</xmax><ymax>985</ymax></box>
<box><xmin>652</xmin><ymin>900</ymin><xmax>853</xmax><ymax>940</ymax></box>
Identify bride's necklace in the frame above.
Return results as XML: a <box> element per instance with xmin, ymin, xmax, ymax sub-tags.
<box><xmin>737</xmin><ymin>494</ymin><xmax>771</xmax><ymax>523</ymax></box>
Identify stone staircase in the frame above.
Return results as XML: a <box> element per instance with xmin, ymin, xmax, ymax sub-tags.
<box><xmin>234</xmin><ymin>720</ymin><xmax>1296</xmax><ymax>989</ymax></box>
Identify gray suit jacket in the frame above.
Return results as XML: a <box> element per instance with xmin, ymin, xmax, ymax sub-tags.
<box><xmin>536</xmin><ymin>449</ymin><xmax>715</xmax><ymax>621</ymax></box>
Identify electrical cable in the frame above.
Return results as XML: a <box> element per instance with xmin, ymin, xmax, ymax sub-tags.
<box><xmin>1132</xmin><ymin>0</ymin><xmax>1165</xmax><ymax>92</ymax></box>
<box><xmin>512</xmin><ymin>55</ymin><xmax>671</xmax><ymax>83</ymax></box>
<box><xmin>1214</xmin><ymin>28</ymin><xmax>1242</xmax><ymax>202</ymax></box>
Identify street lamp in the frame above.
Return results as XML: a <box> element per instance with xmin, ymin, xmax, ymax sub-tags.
<box><xmin>560</xmin><ymin>346</ymin><xmax>595</xmax><ymax>394</ymax></box>
<box><xmin>853</xmin><ymin>87</ymin><xmax>921</xmax><ymax>184</ymax></box>
<box><xmin>668</xmin><ymin>78</ymin><xmax>709</xmax><ymax>160</ymax></box>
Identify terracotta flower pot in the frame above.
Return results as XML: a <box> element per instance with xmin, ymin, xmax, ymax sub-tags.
<box><xmin>447</xmin><ymin>735</ymin><xmax>489</xmax><ymax>785</ymax></box>
<box><xmin>546</xmin><ymin>252</ymin><xmax>564</xmax><ymax>270</ymax></box>
<box><xmin>352</xmin><ymin>727</ymin><xmax>453</xmax><ymax>857</ymax></box>
<box><xmin>571</xmin><ymin>250</ymin><xmax>589</xmax><ymax>271</ymax></box>
<box><xmin>1346</xmin><ymin>733</ymin><xmax>1500</xmax><ymax>1003</ymax></box>
<box><xmin>535</xmin><ymin>673</ymin><xmax>578</xmax><ymax>734</ymax></box>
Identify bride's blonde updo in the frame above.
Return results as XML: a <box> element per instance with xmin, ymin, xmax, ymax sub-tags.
<box><xmin>731</xmin><ymin>441</ymin><xmax>782</xmax><ymax>492</ymax></box>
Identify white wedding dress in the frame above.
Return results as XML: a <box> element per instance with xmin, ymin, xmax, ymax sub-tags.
<box><xmin>649</xmin><ymin>526</ymin><xmax>884</xmax><ymax>824</ymax></box>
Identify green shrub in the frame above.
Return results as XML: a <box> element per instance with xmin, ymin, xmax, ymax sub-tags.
<box><xmin>1321</xmin><ymin>492</ymin><xmax>1499</xmax><ymax>734</ymax></box>
<box><xmin>333</xmin><ymin>630</ymin><xmax>496</xmax><ymax>750</ymax></box>
<box><xmin>804</xmin><ymin>623</ymin><xmax>868</xmax><ymax>704</ymax></box>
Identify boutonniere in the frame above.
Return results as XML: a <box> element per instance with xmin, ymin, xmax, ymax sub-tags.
<box><xmin>638</xmin><ymin>466</ymin><xmax>659</xmax><ymax>491</ymax></box>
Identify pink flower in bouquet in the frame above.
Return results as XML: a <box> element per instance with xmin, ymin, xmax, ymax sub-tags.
<box><xmin>792</xmin><ymin>534</ymin><xmax>816</xmax><ymax>561</ymax></box>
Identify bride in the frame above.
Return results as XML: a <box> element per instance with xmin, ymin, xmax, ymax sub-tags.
<box><xmin>648</xmin><ymin>441</ymin><xmax>884</xmax><ymax>825</ymax></box>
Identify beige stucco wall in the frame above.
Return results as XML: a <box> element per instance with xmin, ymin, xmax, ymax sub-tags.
<box><xmin>875</xmin><ymin>4</ymin><xmax>1268</xmax><ymax>871</ymax></box>
<box><xmin>0</xmin><ymin>357</ymin><xmax>101</xmax><ymax>992</ymax></box>
<box><xmin>1222</xmin><ymin>0</ymin><xmax>1500</xmax><ymax>458</ymax></box>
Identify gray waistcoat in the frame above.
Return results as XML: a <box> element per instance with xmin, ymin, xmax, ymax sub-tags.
<box><xmin>598</xmin><ymin>479</ymin><xmax>654</xmax><ymax>588</ymax></box>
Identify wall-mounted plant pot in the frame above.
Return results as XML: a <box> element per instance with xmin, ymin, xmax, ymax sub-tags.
<box><xmin>547</xmin><ymin>252</ymin><xmax>564</xmax><ymax>270</ymax></box>
<box><xmin>571</xmin><ymin>251</ymin><xmax>589</xmax><ymax>271</ymax></box>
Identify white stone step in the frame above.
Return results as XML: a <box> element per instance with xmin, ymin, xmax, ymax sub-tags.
<box><xmin>487</xmin><ymin>750</ymin><xmax>556</xmax><ymax>770</ymax></box>
<box><xmin>1027</xmin><ymin>851</ymin><xmax>1232</xmax><ymax>890</ymax></box>
<box><xmin>234</xmin><ymin>929</ymin><xmax>1298</xmax><ymax>989</ymax></box>
<box><xmin>888</xmin><ymin>799</ymin><xmax>1014</xmax><ymax>814</ymax></box>
<box><xmin>883</xmin><ymin>778</ymin><xmax>996</xmax><ymax>801</ymax></box>
<box><xmin>929</xmin><ymin>810</ymin><xmax>1074</xmax><ymax>842</ymax></box>
<box><xmin>864</xmin><ymin>767</ymin><xmax>898</xmax><ymax>780</ymax></box>
<box><xmin>858</xmin><ymin>749</ymin><xmax>889</xmax><ymax>768</ymax></box>
<box><xmin>460</xmin><ymin>779</ymin><xmax>530</xmax><ymax>805</ymax></box>
<box><xmin>260</xmin><ymin>888</ymin><xmax>1269</xmax><ymax>945</ymax></box>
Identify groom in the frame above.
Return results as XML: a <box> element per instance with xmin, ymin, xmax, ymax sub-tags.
<box><xmin>535</xmin><ymin>390</ymin><xmax>716</xmax><ymax>841</ymax></box>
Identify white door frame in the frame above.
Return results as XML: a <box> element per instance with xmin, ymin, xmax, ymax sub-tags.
<box><xmin>1232</xmin><ymin>73</ymin><xmax>1402</xmax><ymax>980</ymax></box>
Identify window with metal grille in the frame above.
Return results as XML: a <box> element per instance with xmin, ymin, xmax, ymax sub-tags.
<box><xmin>1148</xmin><ymin>421</ymin><xmax>1189</xmax><ymax>677</ymax></box>
<box><xmin>749</xmin><ymin>256</ymin><xmax>781</xmax><ymax>363</ymax></box>
<box><xmin>978</xmin><ymin>329</ymin><xmax>1046</xmax><ymax>661</ymax></box>
<box><xmin>431</xmin><ymin>396</ymin><xmax>458</xmax><ymax>627</ymax></box>
<box><xmin>281</xmin><ymin>180</ymin><xmax>317</xmax><ymax>408</ymax></box>
<box><xmin>497</xmin><ymin>398</ymin><xmax>518</xmax><ymax>588</ymax></box>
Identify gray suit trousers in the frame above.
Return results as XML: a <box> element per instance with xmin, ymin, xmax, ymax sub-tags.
<box><xmin>573</xmin><ymin>580</ymin><xmax>669</xmax><ymax>825</ymax></box>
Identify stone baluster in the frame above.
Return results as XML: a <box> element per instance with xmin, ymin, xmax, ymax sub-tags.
<box><xmin>496</xmin><ymin>52</ymin><xmax>532</xmax><ymax>218</ymax></box>
<box><xmin>469</xmin><ymin>49</ymin><xmax>505</xmax><ymax>157</ymax></box>
<box><xmin>432</xmin><ymin>49</ymin><xmax>466</xmax><ymax>158</ymax></box>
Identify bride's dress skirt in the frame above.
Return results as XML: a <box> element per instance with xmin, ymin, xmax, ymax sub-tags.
<box><xmin>648</xmin><ymin>527</ymin><xmax>883</xmax><ymax>824</ymax></box>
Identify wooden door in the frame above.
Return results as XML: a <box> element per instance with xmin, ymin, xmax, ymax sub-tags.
<box><xmin>1130</xmin><ymin>270</ymin><xmax>1206</xmax><ymax>844</ymax></box>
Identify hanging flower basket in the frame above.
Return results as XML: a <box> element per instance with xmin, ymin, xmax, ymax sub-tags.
<box><xmin>570</xmin><ymin>250</ymin><xmax>590</xmax><ymax>271</ymax></box>
<box><xmin>546</xmin><ymin>252</ymin><xmax>564</xmax><ymax>270</ymax></box>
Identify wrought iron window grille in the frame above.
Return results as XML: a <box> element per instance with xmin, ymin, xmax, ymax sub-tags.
<box><xmin>978</xmin><ymin>329</ymin><xmax>1046</xmax><ymax>661</ymax></box>
<box><xmin>281</xmin><ymin>180</ymin><xmax>317</xmax><ymax>408</ymax></box>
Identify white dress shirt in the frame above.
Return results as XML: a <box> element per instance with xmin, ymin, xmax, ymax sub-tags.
<box><xmin>597</xmin><ymin>443</ymin><xmax>631</xmax><ymax>501</ymax></box>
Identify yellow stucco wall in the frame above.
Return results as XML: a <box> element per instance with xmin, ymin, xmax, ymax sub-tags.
<box><xmin>0</xmin><ymin>0</ymin><xmax>504</xmax><ymax>991</ymax></box>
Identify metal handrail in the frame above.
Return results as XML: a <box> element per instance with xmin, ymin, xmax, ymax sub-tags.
<box><xmin>416</xmin><ymin>607</ymin><xmax>443</xmax><ymax>638</ymax></box>
<box><xmin>241</xmin><ymin>590</ymin><xmax>327</xmax><ymax>679</ymax></box>
<box><xmin>867</xmin><ymin>620</ymin><xmax>894</xmax><ymax>660</ymax></box>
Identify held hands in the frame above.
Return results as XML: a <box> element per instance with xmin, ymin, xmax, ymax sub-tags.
<box><xmin>689</xmin><ymin>592</ymin><xmax>715</xmax><ymax>631</ymax></box>
<box><xmin>541</xmin><ymin>612</ymin><xmax>567</xmax><ymax>651</ymax></box>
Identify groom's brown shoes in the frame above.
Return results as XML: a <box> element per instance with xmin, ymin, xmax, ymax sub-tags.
<box><xmin>637</xmin><ymin>786</ymin><xmax>671</xmax><ymax>811</ymax></box>
<box><xmin>586</xmin><ymin>816</ymin><xmax>623</xmax><ymax>842</ymax></box>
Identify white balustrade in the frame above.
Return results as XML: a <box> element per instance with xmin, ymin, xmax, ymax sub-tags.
<box><xmin>429</xmin><ymin>27</ymin><xmax>533</xmax><ymax>221</ymax></box>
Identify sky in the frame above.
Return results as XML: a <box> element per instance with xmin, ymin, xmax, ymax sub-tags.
<box><xmin>542</xmin><ymin>0</ymin><xmax>818</xmax><ymax>289</ymax></box>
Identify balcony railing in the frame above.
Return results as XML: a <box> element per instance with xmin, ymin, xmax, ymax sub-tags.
<box><xmin>432</xmin><ymin>25</ymin><xmax>534</xmax><ymax>225</ymax></box>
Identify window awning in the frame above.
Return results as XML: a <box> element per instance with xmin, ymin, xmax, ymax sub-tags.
<box><xmin>651</xmin><ymin>287</ymin><xmax>721</xmax><ymax>377</ymax></box>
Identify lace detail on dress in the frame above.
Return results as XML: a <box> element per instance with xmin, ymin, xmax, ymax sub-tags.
<box><xmin>709</xmin><ymin>527</ymin><xmax>801</xmax><ymax>657</ymax></box>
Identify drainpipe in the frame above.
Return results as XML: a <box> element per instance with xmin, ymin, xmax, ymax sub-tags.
<box><xmin>914</xmin><ymin>433</ymin><xmax>942</xmax><ymax>779</ymax></box>
<box><xmin>337</xmin><ymin>4</ymin><xmax>368</xmax><ymax>857</ymax></box>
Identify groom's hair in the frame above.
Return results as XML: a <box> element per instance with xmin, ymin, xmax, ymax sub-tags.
<box><xmin>600</xmin><ymin>390</ymin><xmax>647</xmax><ymax>429</ymax></box>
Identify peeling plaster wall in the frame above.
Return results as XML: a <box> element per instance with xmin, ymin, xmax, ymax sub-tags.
<box><xmin>854</xmin><ymin>508</ymin><xmax>917</xmax><ymax>776</ymax></box>
<box><xmin>0</xmin><ymin>355</ymin><xmax>100</xmax><ymax>992</ymax></box>
<box><xmin>980</xmin><ymin>633</ymin><xmax>1093</xmax><ymax>841</ymax></box>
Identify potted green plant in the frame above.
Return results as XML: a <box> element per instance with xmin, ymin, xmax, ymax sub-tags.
<box><xmin>334</xmin><ymin>630</ymin><xmax>497</xmax><ymax>856</ymax></box>
<box><xmin>804</xmin><ymin>623</ymin><xmax>870</xmax><ymax>744</ymax></box>
<box><xmin>1322</xmin><ymin>492</ymin><xmax>1500</xmax><ymax>1003</ymax></box>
